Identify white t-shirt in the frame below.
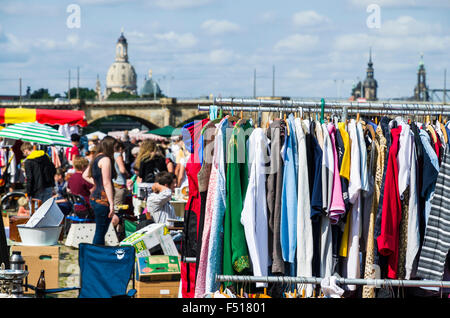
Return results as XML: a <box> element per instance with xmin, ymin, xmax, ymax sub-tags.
<box><xmin>147</xmin><ymin>189</ymin><xmax>176</xmax><ymax>226</ymax></box>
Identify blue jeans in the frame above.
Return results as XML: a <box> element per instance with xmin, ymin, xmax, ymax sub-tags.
<box><xmin>90</xmin><ymin>200</ymin><xmax>111</xmax><ymax>245</ymax></box>
<box><xmin>32</xmin><ymin>187</ymin><xmax>53</xmax><ymax>203</ymax></box>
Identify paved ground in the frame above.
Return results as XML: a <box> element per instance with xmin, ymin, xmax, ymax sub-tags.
<box><xmin>57</xmin><ymin>244</ymin><xmax>80</xmax><ymax>298</ymax></box>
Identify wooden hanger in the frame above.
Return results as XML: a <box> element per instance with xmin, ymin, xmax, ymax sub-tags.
<box><xmin>283</xmin><ymin>113</ymin><xmax>290</xmax><ymax>136</ymax></box>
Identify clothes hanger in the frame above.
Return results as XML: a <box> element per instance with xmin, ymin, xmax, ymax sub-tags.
<box><xmin>201</xmin><ymin>106</ymin><xmax>222</xmax><ymax>135</ymax></box>
<box><xmin>283</xmin><ymin>112</ymin><xmax>290</xmax><ymax>136</ymax></box>
<box><xmin>227</xmin><ymin>106</ymin><xmax>240</xmax><ymax>123</ymax></box>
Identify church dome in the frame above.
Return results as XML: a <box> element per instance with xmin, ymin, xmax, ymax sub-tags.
<box><xmin>105</xmin><ymin>31</ymin><xmax>137</xmax><ymax>96</ymax></box>
<box><xmin>140</xmin><ymin>70</ymin><xmax>161</xmax><ymax>97</ymax></box>
<box><xmin>106</xmin><ymin>62</ymin><xmax>137</xmax><ymax>92</ymax></box>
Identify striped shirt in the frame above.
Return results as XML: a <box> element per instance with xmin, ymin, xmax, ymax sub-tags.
<box><xmin>416</xmin><ymin>148</ymin><xmax>450</xmax><ymax>281</ymax></box>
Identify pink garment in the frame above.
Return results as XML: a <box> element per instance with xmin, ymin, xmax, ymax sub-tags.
<box><xmin>327</xmin><ymin>123</ymin><xmax>346</xmax><ymax>224</ymax></box>
<box><xmin>194</xmin><ymin>163</ymin><xmax>219</xmax><ymax>297</ymax></box>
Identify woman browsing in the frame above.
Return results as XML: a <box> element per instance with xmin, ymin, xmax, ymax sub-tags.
<box><xmin>83</xmin><ymin>136</ymin><xmax>119</xmax><ymax>245</ymax></box>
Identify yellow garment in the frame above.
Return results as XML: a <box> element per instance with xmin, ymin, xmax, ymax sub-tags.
<box><xmin>440</xmin><ymin>123</ymin><xmax>448</xmax><ymax>144</ymax></box>
<box><xmin>26</xmin><ymin>150</ymin><xmax>46</xmax><ymax>160</ymax></box>
<box><xmin>339</xmin><ymin>210</ymin><xmax>351</xmax><ymax>257</ymax></box>
<box><xmin>427</xmin><ymin>125</ymin><xmax>438</xmax><ymax>145</ymax></box>
<box><xmin>5</xmin><ymin>108</ymin><xmax>36</xmax><ymax>123</ymax></box>
<box><xmin>338</xmin><ymin>122</ymin><xmax>351</xmax><ymax>180</ymax></box>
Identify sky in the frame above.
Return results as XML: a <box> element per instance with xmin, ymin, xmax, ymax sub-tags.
<box><xmin>0</xmin><ymin>0</ymin><xmax>449</xmax><ymax>100</ymax></box>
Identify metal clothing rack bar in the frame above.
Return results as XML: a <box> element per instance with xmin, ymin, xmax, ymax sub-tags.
<box><xmin>214</xmin><ymin>97</ymin><xmax>450</xmax><ymax>109</ymax></box>
<box><xmin>216</xmin><ymin>274</ymin><xmax>450</xmax><ymax>289</ymax></box>
<box><xmin>198</xmin><ymin>97</ymin><xmax>450</xmax><ymax>116</ymax></box>
<box><xmin>199</xmin><ymin>105</ymin><xmax>450</xmax><ymax>116</ymax></box>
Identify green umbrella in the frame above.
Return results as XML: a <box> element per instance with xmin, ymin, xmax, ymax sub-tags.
<box><xmin>0</xmin><ymin>122</ymin><xmax>72</xmax><ymax>147</ymax></box>
<box><xmin>148</xmin><ymin>125</ymin><xmax>182</xmax><ymax>137</ymax></box>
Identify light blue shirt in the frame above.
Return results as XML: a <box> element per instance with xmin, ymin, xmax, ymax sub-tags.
<box><xmin>280</xmin><ymin>114</ymin><xmax>298</xmax><ymax>264</ymax></box>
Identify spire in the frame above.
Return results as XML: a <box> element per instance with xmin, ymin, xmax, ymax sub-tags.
<box><xmin>95</xmin><ymin>74</ymin><xmax>102</xmax><ymax>101</ymax></box>
<box><xmin>419</xmin><ymin>52</ymin><xmax>424</xmax><ymax>69</ymax></box>
<box><xmin>116</xmin><ymin>29</ymin><xmax>128</xmax><ymax>62</ymax></box>
<box><xmin>368</xmin><ymin>47</ymin><xmax>373</xmax><ymax>67</ymax></box>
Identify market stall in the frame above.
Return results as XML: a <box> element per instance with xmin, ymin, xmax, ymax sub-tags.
<box><xmin>0</xmin><ymin>108</ymin><xmax>87</xmax><ymax>127</ymax></box>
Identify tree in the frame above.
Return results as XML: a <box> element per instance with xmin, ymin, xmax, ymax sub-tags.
<box><xmin>30</xmin><ymin>88</ymin><xmax>52</xmax><ymax>99</ymax></box>
<box><xmin>65</xmin><ymin>87</ymin><xmax>97</xmax><ymax>100</ymax></box>
<box><xmin>107</xmin><ymin>91</ymin><xmax>138</xmax><ymax>100</ymax></box>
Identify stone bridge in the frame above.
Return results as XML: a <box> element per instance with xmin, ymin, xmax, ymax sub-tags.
<box><xmin>0</xmin><ymin>98</ymin><xmax>212</xmax><ymax>128</ymax></box>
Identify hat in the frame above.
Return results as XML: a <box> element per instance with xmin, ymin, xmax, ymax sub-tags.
<box><xmin>90</xmin><ymin>135</ymin><xmax>99</xmax><ymax>141</ymax></box>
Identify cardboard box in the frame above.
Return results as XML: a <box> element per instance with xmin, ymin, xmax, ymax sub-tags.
<box><xmin>11</xmin><ymin>245</ymin><xmax>60</xmax><ymax>293</ymax></box>
<box><xmin>120</xmin><ymin>223</ymin><xmax>178</xmax><ymax>257</ymax></box>
<box><xmin>136</xmin><ymin>255</ymin><xmax>181</xmax><ymax>281</ymax></box>
<box><xmin>135</xmin><ymin>280</ymin><xmax>180</xmax><ymax>298</ymax></box>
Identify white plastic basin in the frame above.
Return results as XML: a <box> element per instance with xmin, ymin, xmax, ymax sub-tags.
<box><xmin>25</xmin><ymin>197</ymin><xmax>64</xmax><ymax>228</ymax></box>
<box><xmin>17</xmin><ymin>225</ymin><xmax>62</xmax><ymax>246</ymax></box>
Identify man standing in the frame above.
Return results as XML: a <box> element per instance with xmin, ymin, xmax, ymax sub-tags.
<box><xmin>21</xmin><ymin>142</ymin><xmax>56</xmax><ymax>203</ymax></box>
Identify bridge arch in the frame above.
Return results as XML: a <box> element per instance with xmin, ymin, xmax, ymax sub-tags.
<box><xmin>83</xmin><ymin>114</ymin><xmax>159</xmax><ymax>134</ymax></box>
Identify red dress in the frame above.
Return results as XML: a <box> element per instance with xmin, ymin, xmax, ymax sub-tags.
<box><xmin>377</xmin><ymin>126</ymin><xmax>402</xmax><ymax>279</ymax></box>
<box><xmin>181</xmin><ymin>118</ymin><xmax>209</xmax><ymax>298</ymax></box>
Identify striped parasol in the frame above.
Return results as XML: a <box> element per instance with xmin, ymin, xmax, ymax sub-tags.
<box><xmin>0</xmin><ymin>122</ymin><xmax>72</xmax><ymax>147</ymax></box>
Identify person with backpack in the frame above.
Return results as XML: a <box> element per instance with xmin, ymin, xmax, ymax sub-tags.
<box><xmin>21</xmin><ymin>142</ymin><xmax>57</xmax><ymax>204</ymax></box>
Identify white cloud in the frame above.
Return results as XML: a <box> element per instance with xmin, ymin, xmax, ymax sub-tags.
<box><xmin>183</xmin><ymin>49</ymin><xmax>238</xmax><ymax>65</ymax></box>
<box><xmin>154</xmin><ymin>31</ymin><xmax>198</xmax><ymax>48</ymax></box>
<box><xmin>380</xmin><ymin>16</ymin><xmax>442</xmax><ymax>36</ymax></box>
<box><xmin>292</xmin><ymin>11</ymin><xmax>330</xmax><ymax>27</ymax></box>
<box><xmin>0</xmin><ymin>2</ymin><xmax>59</xmax><ymax>15</ymax></box>
<box><xmin>274</xmin><ymin>34</ymin><xmax>319</xmax><ymax>52</ymax></box>
<box><xmin>201</xmin><ymin>19</ymin><xmax>240</xmax><ymax>35</ymax></box>
<box><xmin>285</xmin><ymin>69</ymin><xmax>311</xmax><ymax>79</ymax></box>
<box><xmin>333</xmin><ymin>32</ymin><xmax>450</xmax><ymax>53</ymax></box>
<box><xmin>77</xmin><ymin>0</ymin><xmax>129</xmax><ymax>4</ymax></box>
<box><xmin>208</xmin><ymin>49</ymin><xmax>236</xmax><ymax>64</ymax></box>
<box><xmin>347</xmin><ymin>0</ymin><xmax>450</xmax><ymax>8</ymax></box>
<box><xmin>152</xmin><ymin>0</ymin><xmax>213</xmax><ymax>10</ymax></box>
<box><xmin>260</xmin><ymin>11</ymin><xmax>277</xmax><ymax>23</ymax></box>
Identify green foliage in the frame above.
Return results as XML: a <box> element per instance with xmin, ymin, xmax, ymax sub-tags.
<box><xmin>65</xmin><ymin>87</ymin><xmax>97</xmax><ymax>99</ymax></box>
<box><xmin>30</xmin><ymin>88</ymin><xmax>52</xmax><ymax>99</ymax></box>
<box><xmin>107</xmin><ymin>91</ymin><xmax>138</xmax><ymax>100</ymax></box>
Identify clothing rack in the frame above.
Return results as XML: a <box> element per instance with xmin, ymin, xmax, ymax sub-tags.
<box><xmin>194</xmin><ymin>97</ymin><xmax>450</xmax><ymax>292</ymax></box>
<box><xmin>215</xmin><ymin>274</ymin><xmax>450</xmax><ymax>289</ymax></box>
<box><xmin>198</xmin><ymin>97</ymin><xmax>450</xmax><ymax>117</ymax></box>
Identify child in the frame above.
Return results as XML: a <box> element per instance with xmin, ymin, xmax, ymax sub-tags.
<box><xmin>17</xmin><ymin>196</ymin><xmax>30</xmax><ymax>217</ymax></box>
<box><xmin>128</xmin><ymin>165</ymin><xmax>144</xmax><ymax>218</ymax></box>
<box><xmin>53</xmin><ymin>168</ymin><xmax>71</xmax><ymax>215</ymax></box>
<box><xmin>68</xmin><ymin>156</ymin><xmax>93</xmax><ymax>218</ymax></box>
<box><xmin>146</xmin><ymin>171</ymin><xmax>177</xmax><ymax>226</ymax></box>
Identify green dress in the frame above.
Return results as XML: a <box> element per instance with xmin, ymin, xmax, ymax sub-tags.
<box><xmin>223</xmin><ymin>121</ymin><xmax>252</xmax><ymax>284</ymax></box>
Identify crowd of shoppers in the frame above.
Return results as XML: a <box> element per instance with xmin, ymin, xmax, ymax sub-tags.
<box><xmin>9</xmin><ymin>132</ymin><xmax>189</xmax><ymax>245</ymax></box>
